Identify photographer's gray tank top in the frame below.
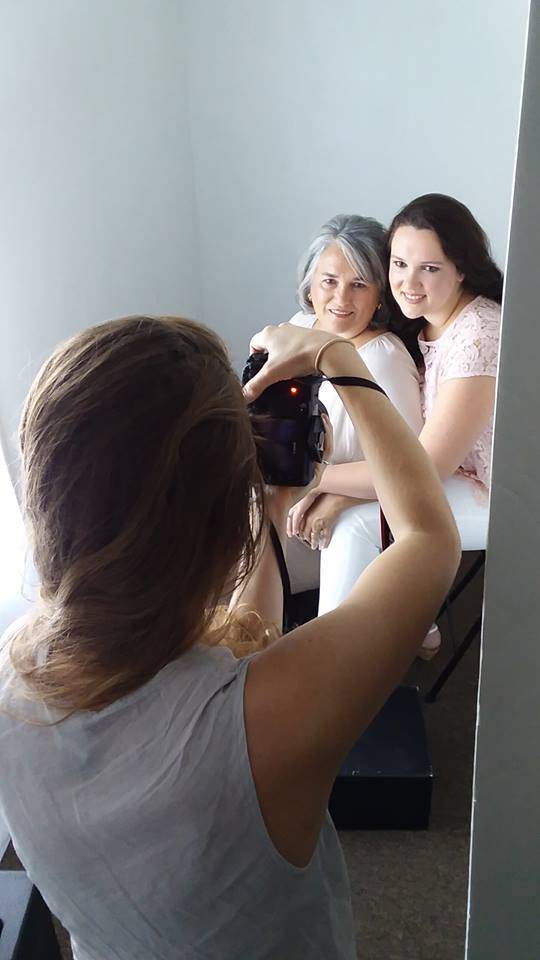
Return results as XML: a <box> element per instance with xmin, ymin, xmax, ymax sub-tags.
<box><xmin>0</xmin><ymin>627</ymin><xmax>355</xmax><ymax>960</ymax></box>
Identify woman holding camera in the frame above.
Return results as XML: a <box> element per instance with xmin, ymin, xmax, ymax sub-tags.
<box><xmin>283</xmin><ymin>213</ymin><xmax>424</xmax><ymax>601</ymax></box>
<box><xmin>0</xmin><ymin>315</ymin><xmax>459</xmax><ymax>959</ymax></box>
<box><xmin>289</xmin><ymin>194</ymin><xmax>502</xmax><ymax>658</ymax></box>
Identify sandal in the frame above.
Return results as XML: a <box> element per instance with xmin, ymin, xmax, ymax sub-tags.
<box><xmin>417</xmin><ymin>624</ymin><xmax>442</xmax><ymax>662</ymax></box>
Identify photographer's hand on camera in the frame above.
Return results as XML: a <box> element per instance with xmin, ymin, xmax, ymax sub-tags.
<box><xmin>242</xmin><ymin>324</ymin><xmax>353</xmax><ymax>402</ymax></box>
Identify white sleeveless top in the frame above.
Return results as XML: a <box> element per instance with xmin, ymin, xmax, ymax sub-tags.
<box><xmin>289</xmin><ymin>312</ymin><xmax>423</xmax><ymax>462</ymax></box>
<box><xmin>0</xmin><ymin>623</ymin><xmax>356</xmax><ymax>960</ymax></box>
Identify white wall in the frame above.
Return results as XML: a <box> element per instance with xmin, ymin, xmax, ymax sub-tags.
<box><xmin>183</xmin><ymin>0</ymin><xmax>529</xmax><ymax>367</ymax></box>
<box><xmin>0</xmin><ymin>0</ymin><xmax>201</xmax><ymax>469</ymax></box>
<box><xmin>0</xmin><ymin>0</ymin><xmax>529</xmax><ymax>458</ymax></box>
<box><xmin>467</xmin><ymin>3</ymin><xmax>540</xmax><ymax>956</ymax></box>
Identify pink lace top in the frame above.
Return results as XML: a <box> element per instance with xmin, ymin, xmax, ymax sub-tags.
<box><xmin>418</xmin><ymin>296</ymin><xmax>501</xmax><ymax>490</ymax></box>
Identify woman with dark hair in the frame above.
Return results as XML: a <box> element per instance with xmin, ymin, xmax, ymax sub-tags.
<box><xmin>0</xmin><ymin>316</ymin><xmax>459</xmax><ymax>959</ymax></box>
<box><xmin>289</xmin><ymin>194</ymin><xmax>502</xmax><ymax>658</ymax></box>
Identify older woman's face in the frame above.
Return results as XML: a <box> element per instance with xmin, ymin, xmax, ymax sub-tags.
<box><xmin>309</xmin><ymin>243</ymin><xmax>379</xmax><ymax>338</ymax></box>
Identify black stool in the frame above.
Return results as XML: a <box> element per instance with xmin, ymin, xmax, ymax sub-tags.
<box><xmin>329</xmin><ymin>685</ymin><xmax>432</xmax><ymax>829</ymax></box>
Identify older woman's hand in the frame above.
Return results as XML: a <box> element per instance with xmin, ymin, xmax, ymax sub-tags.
<box><xmin>288</xmin><ymin>492</ymin><xmax>355</xmax><ymax>550</ymax></box>
<box><xmin>286</xmin><ymin>487</ymin><xmax>321</xmax><ymax>540</ymax></box>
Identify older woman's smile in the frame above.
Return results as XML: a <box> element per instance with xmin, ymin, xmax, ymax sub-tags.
<box><xmin>309</xmin><ymin>244</ymin><xmax>379</xmax><ymax>339</ymax></box>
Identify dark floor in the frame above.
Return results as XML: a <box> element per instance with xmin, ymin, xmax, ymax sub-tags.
<box><xmin>0</xmin><ymin>555</ymin><xmax>483</xmax><ymax>959</ymax></box>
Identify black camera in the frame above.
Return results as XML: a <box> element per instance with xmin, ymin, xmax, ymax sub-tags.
<box><xmin>242</xmin><ymin>351</ymin><xmax>327</xmax><ymax>486</ymax></box>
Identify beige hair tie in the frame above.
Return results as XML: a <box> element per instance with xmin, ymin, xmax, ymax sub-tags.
<box><xmin>314</xmin><ymin>337</ymin><xmax>357</xmax><ymax>374</ymax></box>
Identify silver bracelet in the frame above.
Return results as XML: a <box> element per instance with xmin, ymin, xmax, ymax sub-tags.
<box><xmin>314</xmin><ymin>337</ymin><xmax>357</xmax><ymax>374</ymax></box>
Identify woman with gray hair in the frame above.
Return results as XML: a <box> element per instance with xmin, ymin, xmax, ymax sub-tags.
<box><xmin>285</xmin><ymin>214</ymin><xmax>433</xmax><ymax>651</ymax></box>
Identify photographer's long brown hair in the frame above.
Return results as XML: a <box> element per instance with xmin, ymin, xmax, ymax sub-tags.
<box><xmin>11</xmin><ymin>316</ymin><xmax>264</xmax><ymax>713</ymax></box>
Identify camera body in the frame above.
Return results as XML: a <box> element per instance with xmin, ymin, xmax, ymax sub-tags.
<box><xmin>242</xmin><ymin>351</ymin><xmax>326</xmax><ymax>486</ymax></box>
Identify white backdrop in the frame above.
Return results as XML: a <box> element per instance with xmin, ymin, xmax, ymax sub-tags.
<box><xmin>0</xmin><ymin>0</ymin><xmax>201</xmax><ymax>468</ymax></box>
<box><xmin>183</xmin><ymin>0</ymin><xmax>529</xmax><ymax>366</ymax></box>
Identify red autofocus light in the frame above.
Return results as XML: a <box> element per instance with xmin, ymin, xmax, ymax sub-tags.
<box><xmin>290</xmin><ymin>386</ymin><xmax>298</xmax><ymax>395</ymax></box>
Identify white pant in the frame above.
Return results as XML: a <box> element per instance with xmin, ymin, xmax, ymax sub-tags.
<box><xmin>287</xmin><ymin>474</ymin><xmax>489</xmax><ymax>616</ymax></box>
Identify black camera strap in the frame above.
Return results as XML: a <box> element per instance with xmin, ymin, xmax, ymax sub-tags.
<box><xmin>269</xmin><ymin>523</ymin><xmax>292</xmax><ymax>631</ymax></box>
<box><xmin>324</xmin><ymin>376</ymin><xmax>387</xmax><ymax>395</ymax></box>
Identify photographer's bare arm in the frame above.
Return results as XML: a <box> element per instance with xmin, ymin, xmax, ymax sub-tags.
<box><xmin>242</xmin><ymin>325</ymin><xmax>460</xmax><ymax>868</ymax></box>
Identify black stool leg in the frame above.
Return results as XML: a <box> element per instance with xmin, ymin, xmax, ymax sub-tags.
<box><xmin>441</xmin><ymin>595</ymin><xmax>457</xmax><ymax>654</ymax></box>
<box><xmin>448</xmin><ymin>552</ymin><xmax>485</xmax><ymax>605</ymax></box>
<box><xmin>425</xmin><ymin>614</ymin><xmax>482</xmax><ymax>703</ymax></box>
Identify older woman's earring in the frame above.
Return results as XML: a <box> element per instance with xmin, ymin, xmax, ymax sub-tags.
<box><xmin>377</xmin><ymin>302</ymin><xmax>382</xmax><ymax>311</ymax></box>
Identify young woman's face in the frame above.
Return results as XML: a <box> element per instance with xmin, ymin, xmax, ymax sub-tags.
<box><xmin>389</xmin><ymin>226</ymin><xmax>464</xmax><ymax>322</ymax></box>
<box><xmin>309</xmin><ymin>243</ymin><xmax>379</xmax><ymax>338</ymax></box>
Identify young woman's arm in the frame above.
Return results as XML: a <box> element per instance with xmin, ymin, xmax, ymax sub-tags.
<box><xmin>415</xmin><ymin>376</ymin><xmax>496</xmax><ymax>479</ymax></box>
<box><xmin>243</xmin><ymin>326</ymin><xmax>461</xmax><ymax>867</ymax></box>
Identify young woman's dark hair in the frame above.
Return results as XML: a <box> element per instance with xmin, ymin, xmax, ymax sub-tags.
<box><xmin>385</xmin><ymin>193</ymin><xmax>504</xmax><ymax>360</ymax></box>
<box><xmin>388</xmin><ymin>193</ymin><xmax>504</xmax><ymax>301</ymax></box>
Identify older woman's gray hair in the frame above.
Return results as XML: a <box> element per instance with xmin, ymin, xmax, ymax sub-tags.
<box><xmin>297</xmin><ymin>214</ymin><xmax>388</xmax><ymax>327</ymax></box>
